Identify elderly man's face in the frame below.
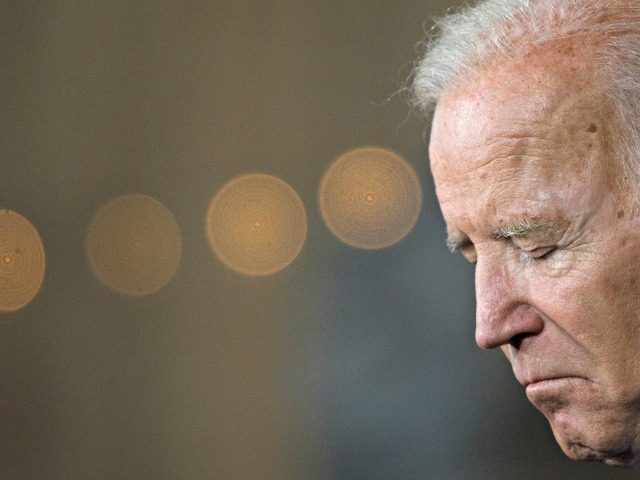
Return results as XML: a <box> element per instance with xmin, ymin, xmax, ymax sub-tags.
<box><xmin>429</xmin><ymin>51</ymin><xmax>640</xmax><ymax>467</ymax></box>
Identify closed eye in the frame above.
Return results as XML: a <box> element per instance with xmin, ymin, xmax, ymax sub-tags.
<box><xmin>522</xmin><ymin>246</ymin><xmax>557</xmax><ymax>261</ymax></box>
<box><xmin>457</xmin><ymin>241</ymin><xmax>477</xmax><ymax>264</ymax></box>
<box><xmin>447</xmin><ymin>238</ymin><xmax>477</xmax><ymax>264</ymax></box>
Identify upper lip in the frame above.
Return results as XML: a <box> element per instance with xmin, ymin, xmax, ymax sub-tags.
<box><xmin>522</xmin><ymin>376</ymin><xmax>564</xmax><ymax>387</ymax></box>
<box><xmin>521</xmin><ymin>375</ymin><xmax>584</xmax><ymax>388</ymax></box>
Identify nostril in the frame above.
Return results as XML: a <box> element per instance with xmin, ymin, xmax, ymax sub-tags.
<box><xmin>510</xmin><ymin>332</ymin><xmax>535</xmax><ymax>350</ymax></box>
<box><xmin>475</xmin><ymin>303</ymin><xmax>545</xmax><ymax>350</ymax></box>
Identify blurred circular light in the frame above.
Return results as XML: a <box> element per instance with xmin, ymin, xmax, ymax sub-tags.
<box><xmin>0</xmin><ymin>210</ymin><xmax>46</xmax><ymax>312</ymax></box>
<box><xmin>86</xmin><ymin>194</ymin><xmax>182</xmax><ymax>296</ymax></box>
<box><xmin>319</xmin><ymin>147</ymin><xmax>422</xmax><ymax>249</ymax></box>
<box><xmin>205</xmin><ymin>174</ymin><xmax>307</xmax><ymax>276</ymax></box>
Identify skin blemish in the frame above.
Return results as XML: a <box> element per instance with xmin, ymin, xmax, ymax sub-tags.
<box><xmin>587</xmin><ymin>123</ymin><xmax>598</xmax><ymax>133</ymax></box>
<box><xmin>617</xmin><ymin>210</ymin><xmax>625</xmax><ymax>219</ymax></box>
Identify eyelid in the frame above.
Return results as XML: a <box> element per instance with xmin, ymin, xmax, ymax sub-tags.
<box><xmin>446</xmin><ymin>237</ymin><xmax>477</xmax><ymax>263</ymax></box>
<box><xmin>459</xmin><ymin>243</ymin><xmax>477</xmax><ymax>264</ymax></box>
<box><xmin>521</xmin><ymin>245</ymin><xmax>557</xmax><ymax>260</ymax></box>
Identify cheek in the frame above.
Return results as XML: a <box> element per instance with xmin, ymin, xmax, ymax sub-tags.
<box><xmin>599</xmin><ymin>235</ymin><xmax>640</xmax><ymax>314</ymax></box>
<box><xmin>550</xmin><ymin>242</ymin><xmax>640</xmax><ymax>382</ymax></box>
<box><xmin>533</xmin><ymin>277</ymin><xmax>589</xmax><ymax>330</ymax></box>
<box><xmin>522</xmin><ymin>264</ymin><xmax>609</xmax><ymax>346</ymax></box>
<box><xmin>588</xmin><ymin>263</ymin><xmax>640</xmax><ymax>398</ymax></box>
<box><xmin>524</xmin><ymin>232</ymin><xmax>640</xmax><ymax>331</ymax></box>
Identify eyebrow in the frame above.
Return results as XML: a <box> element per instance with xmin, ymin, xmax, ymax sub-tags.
<box><xmin>490</xmin><ymin>218</ymin><xmax>558</xmax><ymax>240</ymax></box>
<box><xmin>446</xmin><ymin>217</ymin><xmax>561</xmax><ymax>253</ymax></box>
<box><xmin>446</xmin><ymin>236</ymin><xmax>467</xmax><ymax>253</ymax></box>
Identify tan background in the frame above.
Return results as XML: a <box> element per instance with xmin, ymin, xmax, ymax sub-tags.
<box><xmin>1</xmin><ymin>1</ymin><xmax>637</xmax><ymax>479</ymax></box>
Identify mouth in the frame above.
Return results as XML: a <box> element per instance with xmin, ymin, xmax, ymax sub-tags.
<box><xmin>524</xmin><ymin>376</ymin><xmax>588</xmax><ymax>393</ymax></box>
<box><xmin>524</xmin><ymin>376</ymin><xmax>566</xmax><ymax>388</ymax></box>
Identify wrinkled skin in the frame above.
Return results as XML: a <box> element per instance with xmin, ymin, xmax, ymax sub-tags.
<box><xmin>429</xmin><ymin>45</ymin><xmax>640</xmax><ymax>467</ymax></box>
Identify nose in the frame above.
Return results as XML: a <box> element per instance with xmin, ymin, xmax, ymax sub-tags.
<box><xmin>474</xmin><ymin>256</ymin><xmax>544</xmax><ymax>349</ymax></box>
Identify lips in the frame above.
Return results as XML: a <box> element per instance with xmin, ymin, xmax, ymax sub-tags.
<box><xmin>513</xmin><ymin>361</ymin><xmax>589</xmax><ymax>389</ymax></box>
<box><xmin>523</xmin><ymin>376</ymin><xmax>569</xmax><ymax>388</ymax></box>
<box><xmin>522</xmin><ymin>376</ymin><xmax>591</xmax><ymax>394</ymax></box>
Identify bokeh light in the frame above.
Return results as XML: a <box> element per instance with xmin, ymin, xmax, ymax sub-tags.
<box><xmin>205</xmin><ymin>174</ymin><xmax>307</xmax><ymax>276</ymax></box>
<box><xmin>86</xmin><ymin>194</ymin><xmax>182</xmax><ymax>296</ymax></box>
<box><xmin>0</xmin><ymin>209</ymin><xmax>46</xmax><ymax>312</ymax></box>
<box><xmin>319</xmin><ymin>146</ymin><xmax>422</xmax><ymax>249</ymax></box>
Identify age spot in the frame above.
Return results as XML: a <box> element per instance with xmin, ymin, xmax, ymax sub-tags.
<box><xmin>617</xmin><ymin>210</ymin><xmax>625</xmax><ymax>219</ymax></box>
<box><xmin>586</xmin><ymin>123</ymin><xmax>598</xmax><ymax>133</ymax></box>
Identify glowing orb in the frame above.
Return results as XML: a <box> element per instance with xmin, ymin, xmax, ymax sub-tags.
<box><xmin>319</xmin><ymin>147</ymin><xmax>422</xmax><ymax>249</ymax></box>
<box><xmin>86</xmin><ymin>194</ymin><xmax>182</xmax><ymax>296</ymax></box>
<box><xmin>0</xmin><ymin>210</ymin><xmax>46</xmax><ymax>312</ymax></box>
<box><xmin>205</xmin><ymin>174</ymin><xmax>307</xmax><ymax>276</ymax></box>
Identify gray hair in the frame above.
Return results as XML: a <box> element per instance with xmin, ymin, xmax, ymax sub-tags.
<box><xmin>411</xmin><ymin>0</ymin><xmax>640</xmax><ymax>197</ymax></box>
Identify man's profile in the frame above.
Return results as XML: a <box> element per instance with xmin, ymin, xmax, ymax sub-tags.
<box><xmin>412</xmin><ymin>0</ymin><xmax>640</xmax><ymax>467</ymax></box>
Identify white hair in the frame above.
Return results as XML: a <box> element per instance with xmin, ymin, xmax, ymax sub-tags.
<box><xmin>411</xmin><ymin>0</ymin><xmax>640</xmax><ymax>197</ymax></box>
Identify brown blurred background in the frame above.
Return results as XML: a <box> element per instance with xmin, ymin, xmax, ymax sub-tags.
<box><xmin>1</xmin><ymin>1</ymin><xmax>638</xmax><ymax>479</ymax></box>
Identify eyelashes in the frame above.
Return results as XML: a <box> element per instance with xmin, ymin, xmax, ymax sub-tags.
<box><xmin>457</xmin><ymin>244</ymin><xmax>558</xmax><ymax>265</ymax></box>
<box><xmin>525</xmin><ymin>246</ymin><xmax>557</xmax><ymax>260</ymax></box>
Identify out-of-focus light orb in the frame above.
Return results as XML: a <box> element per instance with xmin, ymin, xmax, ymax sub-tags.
<box><xmin>319</xmin><ymin>147</ymin><xmax>422</xmax><ymax>249</ymax></box>
<box><xmin>86</xmin><ymin>194</ymin><xmax>182</xmax><ymax>296</ymax></box>
<box><xmin>205</xmin><ymin>174</ymin><xmax>307</xmax><ymax>276</ymax></box>
<box><xmin>0</xmin><ymin>210</ymin><xmax>46</xmax><ymax>312</ymax></box>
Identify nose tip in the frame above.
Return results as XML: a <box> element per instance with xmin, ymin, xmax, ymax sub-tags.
<box><xmin>475</xmin><ymin>322</ymin><xmax>499</xmax><ymax>350</ymax></box>
<box><xmin>475</xmin><ymin>311</ymin><xmax>504</xmax><ymax>349</ymax></box>
<box><xmin>475</xmin><ymin>302</ymin><xmax>544</xmax><ymax>349</ymax></box>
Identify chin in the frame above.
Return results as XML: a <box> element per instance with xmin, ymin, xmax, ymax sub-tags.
<box><xmin>547</xmin><ymin>409</ymin><xmax>640</xmax><ymax>468</ymax></box>
<box><xmin>526</xmin><ymin>377</ymin><xmax>640</xmax><ymax>467</ymax></box>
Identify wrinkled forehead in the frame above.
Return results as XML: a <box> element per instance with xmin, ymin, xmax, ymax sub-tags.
<box><xmin>428</xmin><ymin>63</ymin><xmax>612</xmax><ymax>192</ymax></box>
<box><xmin>428</xmin><ymin>38</ymin><xmax>616</xmax><ymax>172</ymax></box>
<box><xmin>426</xmin><ymin>67</ymin><xmax>623</xmax><ymax>236</ymax></box>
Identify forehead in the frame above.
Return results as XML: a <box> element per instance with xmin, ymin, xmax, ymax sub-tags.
<box><xmin>430</xmin><ymin>41</ymin><xmax>604</xmax><ymax>162</ymax></box>
<box><xmin>431</xmin><ymin>68</ymin><xmax>603</xmax><ymax>175</ymax></box>
<box><xmin>431</xmin><ymin>92</ymin><xmax>593</xmax><ymax>196</ymax></box>
<box><xmin>428</xmin><ymin>59</ymin><xmax>615</xmax><ymax>234</ymax></box>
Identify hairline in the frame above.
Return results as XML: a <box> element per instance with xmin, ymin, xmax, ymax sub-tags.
<box><xmin>411</xmin><ymin>1</ymin><xmax>640</xmax><ymax>202</ymax></box>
